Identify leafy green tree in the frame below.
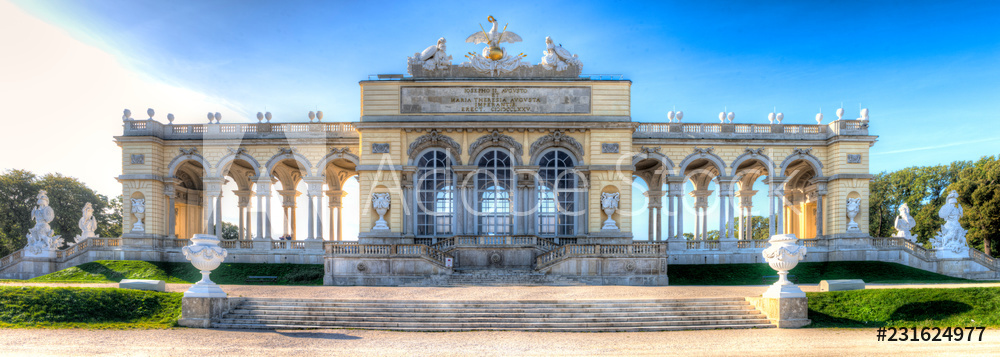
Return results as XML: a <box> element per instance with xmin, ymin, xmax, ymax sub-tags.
<box><xmin>949</xmin><ymin>156</ymin><xmax>1000</xmax><ymax>256</ymax></box>
<box><xmin>0</xmin><ymin>170</ymin><xmax>39</xmax><ymax>256</ymax></box>
<box><xmin>221</xmin><ymin>222</ymin><xmax>240</xmax><ymax>240</ymax></box>
<box><xmin>734</xmin><ymin>216</ymin><xmax>771</xmax><ymax>240</ymax></box>
<box><xmin>99</xmin><ymin>196</ymin><xmax>123</xmax><ymax>239</ymax></box>
<box><xmin>0</xmin><ymin>170</ymin><xmax>121</xmax><ymax>257</ymax></box>
<box><xmin>868</xmin><ymin>162</ymin><xmax>970</xmax><ymax>241</ymax></box>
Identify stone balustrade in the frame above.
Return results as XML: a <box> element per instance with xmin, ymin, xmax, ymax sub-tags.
<box><xmin>324</xmin><ymin>242</ymin><xmax>452</xmax><ymax>267</ymax></box>
<box><xmin>633</xmin><ymin>119</ymin><xmax>868</xmax><ymax>139</ymax></box>
<box><xmin>122</xmin><ymin>120</ymin><xmax>358</xmax><ymax>140</ymax></box>
<box><xmin>535</xmin><ymin>243</ymin><xmax>668</xmax><ymax>270</ymax></box>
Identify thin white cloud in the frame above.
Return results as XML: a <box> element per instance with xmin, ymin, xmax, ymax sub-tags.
<box><xmin>874</xmin><ymin>137</ymin><xmax>1000</xmax><ymax>156</ymax></box>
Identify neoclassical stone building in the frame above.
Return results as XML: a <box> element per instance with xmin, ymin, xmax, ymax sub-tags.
<box><xmin>3</xmin><ymin>19</ymin><xmax>996</xmax><ymax>283</ymax></box>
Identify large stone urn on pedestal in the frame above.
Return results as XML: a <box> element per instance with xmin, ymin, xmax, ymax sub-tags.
<box><xmin>181</xmin><ymin>234</ymin><xmax>228</xmax><ymax>298</ymax></box>
<box><xmin>749</xmin><ymin>233</ymin><xmax>811</xmax><ymax>328</ymax></box>
<box><xmin>178</xmin><ymin>234</ymin><xmax>231</xmax><ymax>328</ymax></box>
<box><xmin>762</xmin><ymin>234</ymin><xmax>807</xmax><ymax>298</ymax></box>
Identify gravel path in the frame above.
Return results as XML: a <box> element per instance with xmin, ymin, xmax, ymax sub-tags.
<box><xmin>2</xmin><ymin>282</ymin><xmax>999</xmax><ymax>355</ymax></box>
<box><xmin>0</xmin><ymin>326</ymin><xmax>996</xmax><ymax>356</ymax></box>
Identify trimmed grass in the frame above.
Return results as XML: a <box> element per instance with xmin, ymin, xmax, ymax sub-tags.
<box><xmin>667</xmin><ymin>261</ymin><xmax>971</xmax><ymax>285</ymax></box>
<box><xmin>0</xmin><ymin>286</ymin><xmax>182</xmax><ymax>329</ymax></box>
<box><xmin>807</xmin><ymin>287</ymin><xmax>1000</xmax><ymax>328</ymax></box>
<box><xmin>29</xmin><ymin>260</ymin><xmax>324</xmax><ymax>285</ymax></box>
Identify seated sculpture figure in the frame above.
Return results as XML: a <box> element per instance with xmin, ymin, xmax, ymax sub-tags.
<box><xmin>893</xmin><ymin>202</ymin><xmax>917</xmax><ymax>242</ymax></box>
<box><xmin>929</xmin><ymin>190</ymin><xmax>970</xmax><ymax>258</ymax></box>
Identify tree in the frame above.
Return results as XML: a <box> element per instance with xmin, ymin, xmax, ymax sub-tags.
<box><xmin>221</xmin><ymin>222</ymin><xmax>240</xmax><ymax>240</ymax></box>
<box><xmin>868</xmin><ymin>161</ymin><xmax>970</xmax><ymax>241</ymax></box>
<box><xmin>949</xmin><ymin>156</ymin><xmax>1000</xmax><ymax>256</ymax></box>
<box><xmin>734</xmin><ymin>216</ymin><xmax>771</xmax><ymax>240</ymax></box>
<box><xmin>0</xmin><ymin>170</ymin><xmax>38</xmax><ymax>256</ymax></box>
<box><xmin>99</xmin><ymin>195</ymin><xmax>123</xmax><ymax>238</ymax></box>
<box><xmin>0</xmin><ymin>170</ymin><xmax>121</xmax><ymax>257</ymax></box>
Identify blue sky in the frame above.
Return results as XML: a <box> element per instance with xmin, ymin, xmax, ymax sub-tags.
<box><xmin>2</xmin><ymin>0</ymin><xmax>999</xmax><ymax>238</ymax></box>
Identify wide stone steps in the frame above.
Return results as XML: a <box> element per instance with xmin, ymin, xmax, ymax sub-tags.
<box><xmin>213</xmin><ymin>297</ymin><xmax>774</xmax><ymax>331</ymax></box>
<box><xmin>402</xmin><ymin>269</ymin><xmax>586</xmax><ymax>286</ymax></box>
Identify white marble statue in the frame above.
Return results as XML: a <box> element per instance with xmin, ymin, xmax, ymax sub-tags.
<box><xmin>893</xmin><ymin>202</ymin><xmax>917</xmax><ymax>242</ymax></box>
<box><xmin>601</xmin><ymin>192</ymin><xmax>620</xmax><ymax>230</ymax></box>
<box><xmin>846</xmin><ymin>197</ymin><xmax>861</xmax><ymax>232</ymax></box>
<box><xmin>25</xmin><ymin>190</ymin><xmax>64</xmax><ymax>256</ymax></box>
<box><xmin>75</xmin><ymin>202</ymin><xmax>98</xmax><ymax>242</ymax></box>
<box><xmin>408</xmin><ymin>37</ymin><xmax>452</xmax><ymax>71</ymax></box>
<box><xmin>540</xmin><ymin>36</ymin><xmax>582</xmax><ymax>71</ymax></box>
<box><xmin>930</xmin><ymin>190</ymin><xmax>970</xmax><ymax>258</ymax></box>
<box><xmin>372</xmin><ymin>193</ymin><xmax>391</xmax><ymax>231</ymax></box>
<box><xmin>131</xmin><ymin>198</ymin><xmax>146</xmax><ymax>233</ymax></box>
<box><xmin>462</xmin><ymin>15</ymin><xmax>528</xmax><ymax>75</ymax></box>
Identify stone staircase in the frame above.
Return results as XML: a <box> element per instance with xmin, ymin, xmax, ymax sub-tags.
<box><xmin>212</xmin><ymin>297</ymin><xmax>775</xmax><ymax>331</ymax></box>
<box><xmin>402</xmin><ymin>269</ymin><xmax>584</xmax><ymax>286</ymax></box>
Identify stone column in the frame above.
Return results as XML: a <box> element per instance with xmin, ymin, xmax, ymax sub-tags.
<box><xmin>577</xmin><ymin>171</ymin><xmax>590</xmax><ymax>236</ymax></box>
<box><xmin>815</xmin><ymin>183</ymin><xmax>826</xmax><ymax>238</ymax></box>
<box><xmin>234</xmin><ymin>190</ymin><xmax>252</xmax><ymax>240</ymax></box>
<box><xmin>204</xmin><ymin>180</ymin><xmax>223</xmax><ymax>236</ymax></box>
<box><xmin>666</xmin><ymin>180</ymin><xmax>681</xmax><ymax>240</ymax></box>
<box><xmin>327</xmin><ymin>190</ymin><xmax>343</xmax><ymax>241</ymax></box>
<box><xmin>771</xmin><ymin>179</ymin><xmax>785</xmax><ymax>235</ymax></box>
<box><xmin>277</xmin><ymin>189</ymin><xmax>299</xmax><ymax>239</ymax></box>
<box><xmin>165</xmin><ymin>185</ymin><xmax>176</xmax><ymax>238</ymax></box>
<box><xmin>254</xmin><ymin>185</ymin><xmax>265</xmax><ymax>240</ymax></box>
<box><xmin>675</xmin><ymin>191</ymin><xmax>683</xmax><ymax>240</ymax></box>
<box><xmin>737</xmin><ymin>189</ymin><xmax>758</xmax><ymax>239</ymax></box>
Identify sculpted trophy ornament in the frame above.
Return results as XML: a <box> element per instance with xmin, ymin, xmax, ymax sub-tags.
<box><xmin>181</xmin><ymin>234</ymin><xmax>228</xmax><ymax>298</ymax></box>
<box><xmin>371</xmin><ymin>193</ymin><xmax>391</xmax><ymax>231</ymax></box>
<box><xmin>893</xmin><ymin>202</ymin><xmax>917</xmax><ymax>243</ymax></box>
<box><xmin>408</xmin><ymin>37</ymin><xmax>453</xmax><ymax>72</ymax></box>
<box><xmin>601</xmin><ymin>192</ymin><xmax>621</xmax><ymax>231</ymax></box>
<box><xmin>762</xmin><ymin>233</ymin><xmax>807</xmax><ymax>298</ymax></box>
<box><xmin>75</xmin><ymin>202</ymin><xmax>98</xmax><ymax>242</ymax></box>
<box><xmin>540</xmin><ymin>36</ymin><xmax>582</xmax><ymax>71</ymax></box>
<box><xmin>25</xmin><ymin>190</ymin><xmax>64</xmax><ymax>257</ymax></box>
<box><xmin>462</xmin><ymin>15</ymin><xmax>528</xmax><ymax>76</ymax></box>
<box><xmin>131</xmin><ymin>198</ymin><xmax>146</xmax><ymax>233</ymax></box>
<box><xmin>929</xmin><ymin>190</ymin><xmax>970</xmax><ymax>258</ymax></box>
<box><xmin>846</xmin><ymin>198</ymin><xmax>861</xmax><ymax>232</ymax></box>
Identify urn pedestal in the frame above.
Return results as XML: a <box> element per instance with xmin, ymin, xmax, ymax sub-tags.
<box><xmin>181</xmin><ymin>234</ymin><xmax>228</xmax><ymax>298</ymax></box>
<box><xmin>762</xmin><ymin>233</ymin><xmax>807</xmax><ymax>299</ymax></box>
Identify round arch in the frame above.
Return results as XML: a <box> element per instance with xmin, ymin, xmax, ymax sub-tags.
<box><xmin>729</xmin><ymin>148</ymin><xmax>774</xmax><ymax>178</ymax></box>
<box><xmin>215</xmin><ymin>148</ymin><xmax>262</xmax><ymax>178</ymax></box>
<box><xmin>168</xmin><ymin>150</ymin><xmax>209</xmax><ymax>177</ymax></box>
<box><xmin>468</xmin><ymin>130</ymin><xmax>524</xmax><ymax>166</ymax></box>
<box><xmin>631</xmin><ymin>151</ymin><xmax>675</xmax><ymax>176</ymax></box>
<box><xmin>678</xmin><ymin>147</ymin><xmax>727</xmax><ymax>177</ymax></box>
<box><xmin>779</xmin><ymin>148</ymin><xmax>824</xmax><ymax>177</ymax></box>
<box><xmin>265</xmin><ymin>149</ymin><xmax>313</xmax><ymax>177</ymax></box>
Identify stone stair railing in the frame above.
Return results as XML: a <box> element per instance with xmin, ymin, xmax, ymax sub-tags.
<box><xmin>535</xmin><ymin>244</ymin><xmax>667</xmax><ymax>270</ymax></box>
<box><xmin>970</xmin><ymin>248</ymin><xmax>1000</xmax><ymax>271</ymax></box>
<box><xmin>0</xmin><ymin>249</ymin><xmax>25</xmax><ymax>272</ymax></box>
<box><xmin>324</xmin><ymin>242</ymin><xmax>453</xmax><ymax>267</ymax></box>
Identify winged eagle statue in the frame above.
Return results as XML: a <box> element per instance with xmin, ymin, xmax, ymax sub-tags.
<box><xmin>466</xmin><ymin>15</ymin><xmax>523</xmax><ymax>60</ymax></box>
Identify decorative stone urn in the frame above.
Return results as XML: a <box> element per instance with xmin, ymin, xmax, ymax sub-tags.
<box><xmin>131</xmin><ymin>198</ymin><xmax>146</xmax><ymax>233</ymax></box>
<box><xmin>846</xmin><ymin>198</ymin><xmax>860</xmax><ymax>232</ymax></box>
<box><xmin>181</xmin><ymin>234</ymin><xmax>228</xmax><ymax>298</ymax></box>
<box><xmin>761</xmin><ymin>233</ymin><xmax>807</xmax><ymax>298</ymax></box>
<box><xmin>371</xmin><ymin>193</ymin><xmax>391</xmax><ymax>231</ymax></box>
<box><xmin>601</xmin><ymin>192</ymin><xmax>620</xmax><ymax>231</ymax></box>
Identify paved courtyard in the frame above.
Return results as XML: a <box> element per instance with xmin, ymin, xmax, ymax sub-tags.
<box><xmin>1</xmin><ymin>326</ymin><xmax>997</xmax><ymax>356</ymax></box>
<box><xmin>2</xmin><ymin>283</ymin><xmax>1000</xmax><ymax>355</ymax></box>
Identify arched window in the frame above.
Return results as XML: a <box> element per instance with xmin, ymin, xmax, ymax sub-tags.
<box><xmin>537</xmin><ymin>150</ymin><xmax>576</xmax><ymax>236</ymax></box>
<box><xmin>476</xmin><ymin>149</ymin><xmax>513</xmax><ymax>235</ymax></box>
<box><xmin>416</xmin><ymin>150</ymin><xmax>453</xmax><ymax>236</ymax></box>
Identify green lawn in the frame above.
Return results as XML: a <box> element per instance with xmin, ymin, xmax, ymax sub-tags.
<box><xmin>28</xmin><ymin>260</ymin><xmax>324</xmax><ymax>285</ymax></box>
<box><xmin>0</xmin><ymin>286</ymin><xmax>182</xmax><ymax>329</ymax></box>
<box><xmin>807</xmin><ymin>287</ymin><xmax>1000</xmax><ymax>328</ymax></box>
<box><xmin>667</xmin><ymin>261</ymin><xmax>971</xmax><ymax>285</ymax></box>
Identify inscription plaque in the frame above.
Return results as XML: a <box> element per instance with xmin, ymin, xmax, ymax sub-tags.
<box><xmin>401</xmin><ymin>86</ymin><xmax>591</xmax><ymax>114</ymax></box>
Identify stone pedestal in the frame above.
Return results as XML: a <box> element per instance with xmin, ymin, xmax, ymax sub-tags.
<box><xmin>719</xmin><ymin>237</ymin><xmax>738</xmax><ymax>251</ymax></box>
<box><xmin>178</xmin><ymin>297</ymin><xmax>230</xmax><ymax>328</ymax></box>
<box><xmin>746</xmin><ymin>296</ymin><xmax>811</xmax><ymax>328</ymax></box>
